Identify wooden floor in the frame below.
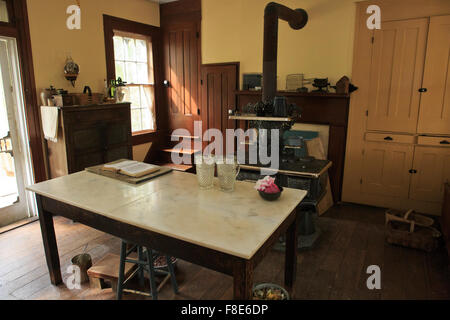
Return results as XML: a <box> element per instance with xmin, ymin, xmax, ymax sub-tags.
<box><xmin>0</xmin><ymin>203</ymin><xmax>448</xmax><ymax>300</ymax></box>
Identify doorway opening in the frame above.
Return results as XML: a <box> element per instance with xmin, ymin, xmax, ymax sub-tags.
<box><xmin>0</xmin><ymin>36</ymin><xmax>36</xmax><ymax>227</ymax></box>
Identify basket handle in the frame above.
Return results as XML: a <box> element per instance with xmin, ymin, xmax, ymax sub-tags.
<box><xmin>404</xmin><ymin>209</ymin><xmax>414</xmax><ymax>220</ymax></box>
<box><xmin>409</xmin><ymin>220</ymin><xmax>415</xmax><ymax>233</ymax></box>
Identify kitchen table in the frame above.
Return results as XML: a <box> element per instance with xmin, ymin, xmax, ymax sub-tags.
<box><xmin>27</xmin><ymin>170</ymin><xmax>306</xmax><ymax>299</ymax></box>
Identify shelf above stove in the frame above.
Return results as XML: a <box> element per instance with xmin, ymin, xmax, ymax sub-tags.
<box><xmin>229</xmin><ymin>114</ymin><xmax>294</xmax><ymax>122</ymax></box>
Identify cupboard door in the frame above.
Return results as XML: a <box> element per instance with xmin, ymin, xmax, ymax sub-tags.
<box><xmin>417</xmin><ymin>15</ymin><xmax>450</xmax><ymax>135</ymax></box>
<box><xmin>362</xmin><ymin>141</ymin><xmax>414</xmax><ymax>198</ymax></box>
<box><xmin>367</xmin><ymin>18</ymin><xmax>428</xmax><ymax>133</ymax></box>
<box><xmin>409</xmin><ymin>146</ymin><xmax>450</xmax><ymax>202</ymax></box>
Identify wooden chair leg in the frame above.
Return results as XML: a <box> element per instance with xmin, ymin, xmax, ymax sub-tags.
<box><xmin>137</xmin><ymin>246</ymin><xmax>145</xmax><ymax>287</ymax></box>
<box><xmin>166</xmin><ymin>255</ymin><xmax>179</xmax><ymax>293</ymax></box>
<box><xmin>116</xmin><ymin>241</ymin><xmax>127</xmax><ymax>300</ymax></box>
<box><xmin>146</xmin><ymin>248</ymin><xmax>158</xmax><ymax>300</ymax></box>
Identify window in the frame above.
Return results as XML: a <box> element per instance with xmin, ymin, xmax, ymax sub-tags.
<box><xmin>113</xmin><ymin>31</ymin><xmax>156</xmax><ymax>133</ymax></box>
<box><xmin>0</xmin><ymin>1</ymin><xmax>9</xmax><ymax>23</ymax></box>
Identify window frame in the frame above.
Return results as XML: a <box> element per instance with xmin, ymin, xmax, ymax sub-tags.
<box><xmin>103</xmin><ymin>15</ymin><xmax>163</xmax><ymax>144</ymax></box>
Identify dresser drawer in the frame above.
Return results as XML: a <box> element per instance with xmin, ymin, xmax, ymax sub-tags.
<box><xmin>365</xmin><ymin>132</ymin><xmax>415</xmax><ymax>144</ymax></box>
<box><xmin>417</xmin><ymin>136</ymin><xmax>450</xmax><ymax>147</ymax></box>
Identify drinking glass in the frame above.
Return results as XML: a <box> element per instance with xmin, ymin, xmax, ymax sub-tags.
<box><xmin>195</xmin><ymin>155</ymin><xmax>215</xmax><ymax>190</ymax></box>
<box><xmin>216</xmin><ymin>156</ymin><xmax>240</xmax><ymax>192</ymax></box>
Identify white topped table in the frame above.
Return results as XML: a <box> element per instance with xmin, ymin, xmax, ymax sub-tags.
<box><xmin>27</xmin><ymin>170</ymin><xmax>306</xmax><ymax>299</ymax></box>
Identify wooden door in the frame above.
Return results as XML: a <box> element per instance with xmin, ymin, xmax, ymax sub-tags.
<box><xmin>367</xmin><ymin>18</ymin><xmax>428</xmax><ymax>133</ymax></box>
<box><xmin>164</xmin><ymin>20</ymin><xmax>201</xmax><ymax>133</ymax></box>
<box><xmin>417</xmin><ymin>15</ymin><xmax>450</xmax><ymax>135</ymax></box>
<box><xmin>361</xmin><ymin>141</ymin><xmax>414</xmax><ymax>198</ymax></box>
<box><xmin>409</xmin><ymin>146</ymin><xmax>450</xmax><ymax>202</ymax></box>
<box><xmin>201</xmin><ymin>63</ymin><xmax>239</xmax><ymax>135</ymax></box>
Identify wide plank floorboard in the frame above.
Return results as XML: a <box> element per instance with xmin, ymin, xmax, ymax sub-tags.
<box><xmin>0</xmin><ymin>204</ymin><xmax>448</xmax><ymax>300</ymax></box>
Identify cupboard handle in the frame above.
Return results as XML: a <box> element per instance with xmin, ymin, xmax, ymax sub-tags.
<box><xmin>409</xmin><ymin>169</ymin><xmax>418</xmax><ymax>174</ymax></box>
<box><xmin>440</xmin><ymin>140</ymin><xmax>450</xmax><ymax>145</ymax></box>
<box><xmin>384</xmin><ymin>136</ymin><xmax>393</xmax><ymax>141</ymax></box>
<box><xmin>418</xmin><ymin>88</ymin><xmax>427</xmax><ymax>93</ymax></box>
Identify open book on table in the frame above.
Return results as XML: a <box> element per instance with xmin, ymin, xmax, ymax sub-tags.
<box><xmin>102</xmin><ymin>160</ymin><xmax>160</xmax><ymax>178</ymax></box>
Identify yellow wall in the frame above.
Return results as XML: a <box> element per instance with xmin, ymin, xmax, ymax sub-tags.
<box><xmin>202</xmin><ymin>0</ymin><xmax>357</xmax><ymax>90</ymax></box>
<box><xmin>27</xmin><ymin>0</ymin><xmax>160</xmax><ymax>96</ymax></box>
<box><xmin>27</xmin><ymin>0</ymin><xmax>160</xmax><ymax>163</ymax></box>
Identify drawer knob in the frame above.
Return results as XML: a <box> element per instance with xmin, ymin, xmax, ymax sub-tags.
<box><xmin>384</xmin><ymin>136</ymin><xmax>393</xmax><ymax>141</ymax></box>
<box><xmin>440</xmin><ymin>140</ymin><xmax>450</xmax><ymax>145</ymax></box>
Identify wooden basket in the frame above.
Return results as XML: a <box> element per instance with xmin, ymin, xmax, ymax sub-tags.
<box><xmin>385</xmin><ymin>220</ymin><xmax>441</xmax><ymax>252</ymax></box>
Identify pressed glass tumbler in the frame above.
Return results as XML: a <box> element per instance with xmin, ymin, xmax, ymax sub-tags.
<box><xmin>195</xmin><ymin>155</ymin><xmax>215</xmax><ymax>190</ymax></box>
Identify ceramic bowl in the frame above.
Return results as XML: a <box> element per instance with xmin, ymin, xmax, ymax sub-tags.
<box><xmin>258</xmin><ymin>186</ymin><xmax>283</xmax><ymax>201</ymax></box>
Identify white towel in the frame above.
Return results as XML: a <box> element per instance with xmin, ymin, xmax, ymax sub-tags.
<box><xmin>40</xmin><ymin>106</ymin><xmax>59</xmax><ymax>142</ymax></box>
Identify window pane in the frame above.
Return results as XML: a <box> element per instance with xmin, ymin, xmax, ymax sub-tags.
<box><xmin>127</xmin><ymin>86</ymin><xmax>141</xmax><ymax>108</ymax></box>
<box><xmin>125</xmin><ymin>62</ymin><xmax>137</xmax><ymax>84</ymax></box>
<box><xmin>140</xmin><ymin>86</ymin><xmax>156</xmax><ymax>131</ymax></box>
<box><xmin>131</xmin><ymin>109</ymin><xmax>142</xmax><ymax>132</ymax></box>
<box><xmin>137</xmin><ymin>63</ymin><xmax>149</xmax><ymax>84</ymax></box>
<box><xmin>141</xmin><ymin>107</ymin><xmax>152</xmax><ymax>131</ymax></box>
<box><xmin>115</xmin><ymin>61</ymin><xmax>125</xmax><ymax>80</ymax></box>
<box><xmin>136</xmin><ymin>39</ymin><xmax>148</xmax><ymax>63</ymax></box>
<box><xmin>113</xmin><ymin>36</ymin><xmax>124</xmax><ymax>60</ymax></box>
<box><xmin>0</xmin><ymin>1</ymin><xmax>8</xmax><ymax>23</ymax></box>
<box><xmin>124</xmin><ymin>38</ymin><xmax>136</xmax><ymax>61</ymax></box>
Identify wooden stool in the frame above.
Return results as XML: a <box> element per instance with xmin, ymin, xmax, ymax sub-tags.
<box><xmin>87</xmin><ymin>253</ymin><xmax>136</xmax><ymax>293</ymax></box>
<box><xmin>116</xmin><ymin>240</ymin><xmax>178</xmax><ymax>300</ymax></box>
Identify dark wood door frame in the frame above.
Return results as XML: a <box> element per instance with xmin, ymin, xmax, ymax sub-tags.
<box><xmin>103</xmin><ymin>15</ymin><xmax>166</xmax><ymax>147</ymax></box>
<box><xmin>161</xmin><ymin>0</ymin><xmax>202</xmax><ymax>137</ymax></box>
<box><xmin>0</xmin><ymin>0</ymin><xmax>46</xmax><ymax>183</ymax></box>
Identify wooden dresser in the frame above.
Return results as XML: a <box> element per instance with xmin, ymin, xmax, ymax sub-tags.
<box><xmin>46</xmin><ymin>103</ymin><xmax>132</xmax><ymax>179</ymax></box>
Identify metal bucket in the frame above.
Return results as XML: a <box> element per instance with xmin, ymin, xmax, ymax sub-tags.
<box><xmin>71</xmin><ymin>253</ymin><xmax>92</xmax><ymax>284</ymax></box>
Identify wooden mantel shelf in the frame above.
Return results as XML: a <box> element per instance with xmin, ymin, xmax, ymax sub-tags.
<box><xmin>236</xmin><ymin>90</ymin><xmax>350</xmax><ymax>98</ymax></box>
<box><xmin>229</xmin><ymin>114</ymin><xmax>293</xmax><ymax>122</ymax></box>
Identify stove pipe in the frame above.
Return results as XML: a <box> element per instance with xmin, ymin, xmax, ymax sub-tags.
<box><xmin>263</xmin><ymin>2</ymin><xmax>308</xmax><ymax>103</ymax></box>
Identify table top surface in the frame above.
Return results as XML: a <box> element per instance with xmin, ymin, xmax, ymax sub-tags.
<box><xmin>27</xmin><ymin>171</ymin><xmax>306</xmax><ymax>259</ymax></box>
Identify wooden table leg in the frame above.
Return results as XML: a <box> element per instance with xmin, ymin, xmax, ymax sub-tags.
<box><xmin>37</xmin><ymin>195</ymin><xmax>62</xmax><ymax>285</ymax></box>
<box><xmin>285</xmin><ymin>208</ymin><xmax>299</xmax><ymax>290</ymax></box>
<box><xmin>233</xmin><ymin>260</ymin><xmax>253</xmax><ymax>300</ymax></box>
